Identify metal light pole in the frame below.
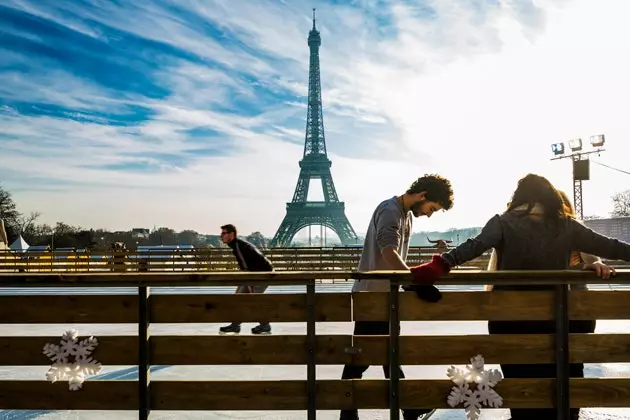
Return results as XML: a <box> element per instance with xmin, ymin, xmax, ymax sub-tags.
<box><xmin>550</xmin><ymin>135</ymin><xmax>606</xmax><ymax>219</ymax></box>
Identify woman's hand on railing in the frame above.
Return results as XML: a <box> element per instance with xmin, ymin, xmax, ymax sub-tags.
<box><xmin>410</xmin><ymin>255</ymin><xmax>451</xmax><ymax>285</ymax></box>
<box><xmin>582</xmin><ymin>261</ymin><xmax>616</xmax><ymax>280</ymax></box>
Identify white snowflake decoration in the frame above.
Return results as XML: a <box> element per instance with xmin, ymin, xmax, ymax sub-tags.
<box><xmin>43</xmin><ymin>329</ymin><xmax>102</xmax><ymax>391</ymax></box>
<box><xmin>446</xmin><ymin>354</ymin><xmax>503</xmax><ymax>420</ymax></box>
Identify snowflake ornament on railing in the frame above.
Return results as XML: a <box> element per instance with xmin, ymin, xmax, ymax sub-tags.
<box><xmin>446</xmin><ymin>354</ymin><xmax>503</xmax><ymax>420</ymax></box>
<box><xmin>43</xmin><ymin>329</ymin><xmax>102</xmax><ymax>391</ymax></box>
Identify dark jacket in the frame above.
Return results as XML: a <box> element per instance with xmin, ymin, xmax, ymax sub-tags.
<box><xmin>442</xmin><ymin>212</ymin><xmax>630</xmax><ymax>289</ymax></box>
<box><xmin>227</xmin><ymin>238</ymin><xmax>274</xmax><ymax>272</ymax></box>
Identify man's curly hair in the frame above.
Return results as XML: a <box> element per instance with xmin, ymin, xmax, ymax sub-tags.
<box><xmin>406</xmin><ymin>174</ymin><xmax>454</xmax><ymax>210</ymax></box>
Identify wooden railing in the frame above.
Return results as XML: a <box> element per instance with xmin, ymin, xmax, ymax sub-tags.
<box><xmin>0</xmin><ymin>270</ymin><xmax>629</xmax><ymax>419</ymax></box>
<box><xmin>2</xmin><ymin>246</ymin><xmax>628</xmax><ymax>273</ymax></box>
<box><xmin>0</xmin><ymin>246</ymin><xmax>493</xmax><ymax>272</ymax></box>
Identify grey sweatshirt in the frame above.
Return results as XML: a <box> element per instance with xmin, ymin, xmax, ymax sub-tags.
<box><xmin>353</xmin><ymin>197</ymin><xmax>412</xmax><ymax>292</ymax></box>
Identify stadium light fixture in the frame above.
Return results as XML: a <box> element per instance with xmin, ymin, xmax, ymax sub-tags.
<box><xmin>550</xmin><ymin>133</ymin><xmax>607</xmax><ymax>219</ymax></box>
<box><xmin>590</xmin><ymin>134</ymin><xmax>605</xmax><ymax>148</ymax></box>
<box><xmin>568</xmin><ymin>138</ymin><xmax>583</xmax><ymax>152</ymax></box>
<box><xmin>551</xmin><ymin>143</ymin><xmax>565</xmax><ymax>156</ymax></box>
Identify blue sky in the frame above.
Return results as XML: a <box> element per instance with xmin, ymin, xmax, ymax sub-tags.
<box><xmin>1</xmin><ymin>0</ymin><xmax>629</xmax><ymax>237</ymax></box>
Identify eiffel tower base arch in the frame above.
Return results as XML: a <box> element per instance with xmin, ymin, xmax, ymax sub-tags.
<box><xmin>270</xmin><ymin>203</ymin><xmax>358</xmax><ymax>247</ymax></box>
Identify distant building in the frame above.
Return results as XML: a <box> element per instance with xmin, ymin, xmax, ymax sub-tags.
<box><xmin>136</xmin><ymin>244</ymin><xmax>194</xmax><ymax>254</ymax></box>
<box><xmin>26</xmin><ymin>245</ymin><xmax>51</xmax><ymax>253</ymax></box>
<box><xmin>131</xmin><ymin>228</ymin><xmax>150</xmax><ymax>239</ymax></box>
<box><xmin>584</xmin><ymin>217</ymin><xmax>630</xmax><ymax>243</ymax></box>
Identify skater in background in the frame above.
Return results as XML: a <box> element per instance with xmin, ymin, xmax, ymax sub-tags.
<box><xmin>218</xmin><ymin>224</ymin><xmax>274</xmax><ymax>335</ymax></box>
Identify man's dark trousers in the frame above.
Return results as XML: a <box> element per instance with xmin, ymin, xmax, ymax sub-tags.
<box><xmin>340</xmin><ymin>321</ymin><xmax>433</xmax><ymax>420</ymax></box>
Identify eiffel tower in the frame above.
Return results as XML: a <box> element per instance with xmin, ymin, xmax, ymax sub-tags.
<box><xmin>270</xmin><ymin>10</ymin><xmax>358</xmax><ymax>247</ymax></box>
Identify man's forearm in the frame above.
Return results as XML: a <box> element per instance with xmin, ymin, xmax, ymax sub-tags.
<box><xmin>381</xmin><ymin>247</ymin><xmax>410</xmax><ymax>271</ymax></box>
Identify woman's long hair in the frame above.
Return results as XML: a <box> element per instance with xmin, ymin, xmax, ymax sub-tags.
<box><xmin>506</xmin><ymin>174</ymin><xmax>566</xmax><ymax>224</ymax></box>
<box><xmin>558</xmin><ymin>190</ymin><xmax>578</xmax><ymax>219</ymax></box>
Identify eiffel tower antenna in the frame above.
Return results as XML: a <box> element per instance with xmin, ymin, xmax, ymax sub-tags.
<box><xmin>270</xmin><ymin>10</ymin><xmax>358</xmax><ymax>247</ymax></box>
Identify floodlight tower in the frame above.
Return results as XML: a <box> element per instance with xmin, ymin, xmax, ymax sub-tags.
<box><xmin>550</xmin><ymin>134</ymin><xmax>606</xmax><ymax>219</ymax></box>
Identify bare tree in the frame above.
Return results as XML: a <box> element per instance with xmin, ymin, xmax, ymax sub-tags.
<box><xmin>246</xmin><ymin>231</ymin><xmax>268</xmax><ymax>248</ymax></box>
<box><xmin>177</xmin><ymin>230</ymin><xmax>200</xmax><ymax>246</ymax></box>
<box><xmin>18</xmin><ymin>211</ymin><xmax>41</xmax><ymax>233</ymax></box>
<box><xmin>0</xmin><ymin>185</ymin><xmax>22</xmax><ymax>241</ymax></box>
<box><xmin>0</xmin><ymin>186</ymin><xmax>20</xmax><ymax>226</ymax></box>
<box><xmin>611</xmin><ymin>190</ymin><xmax>630</xmax><ymax>217</ymax></box>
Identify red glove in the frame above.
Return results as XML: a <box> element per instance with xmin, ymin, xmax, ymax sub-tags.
<box><xmin>410</xmin><ymin>255</ymin><xmax>451</xmax><ymax>285</ymax></box>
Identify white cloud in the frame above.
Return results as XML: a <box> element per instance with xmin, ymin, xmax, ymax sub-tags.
<box><xmin>159</xmin><ymin>62</ymin><xmax>255</xmax><ymax>108</ymax></box>
<box><xmin>304</xmin><ymin>0</ymin><xmax>630</xmax><ymax>234</ymax></box>
<box><xmin>2</xmin><ymin>0</ymin><xmax>629</xmax><ymax>239</ymax></box>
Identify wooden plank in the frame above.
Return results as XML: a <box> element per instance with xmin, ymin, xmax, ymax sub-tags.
<box><xmin>0</xmin><ymin>256</ymin><xmax>488</xmax><ymax>264</ymax></box>
<box><xmin>151</xmin><ymin>379</ymin><xmax>352</xmax><ymax>410</ymax></box>
<box><xmin>8</xmin><ymin>248</ymin><xmax>627</xmax><ymax>269</ymax></box>
<box><xmin>399</xmin><ymin>378</ymin><xmax>630</xmax><ymax>409</ymax></box>
<box><xmin>151</xmin><ymin>293</ymin><xmax>351</xmax><ymax>323</ymax></box>
<box><xmin>354</xmin><ymin>291</ymin><xmax>556</xmax><ymax>321</ymax></box>
<box><xmin>0</xmin><ymin>263</ymin><xmax>356</xmax><ymax>271</ymax></box>
<box><xmin>354</xmin><ymin>289</ymin><xmax>630</xmax><ymax>321</ymax></box>
<box><xmin>148</xmin><ymin>333</ymin><xmax>630</xmax><ymax>366</ymax></box>
<box><xmin>0</xmin><ymin>336</ymin><xmax>137</xmax><ymax>365</ymax></box>
<box><xmin>150</xmin><ymin>378</ymin><xmax>630</xmax><ymax>410</ymax></box>
<box><xmin>151</xmin><ymin>335</ymin><xmax>351</xmax><ymax>365</ymax></box>
<box><xmin>268</xmin><ymin>255</ymin><xmax>361</xmax><ymax>261</ymax></box>
<box><xmin>358</xmin><ymin>379</ymin><xmax>555</xmax><ymax>410</ymax></box>
<box><xmin>0</xmin><ymin>269</ymin><xmax>628</xmax><ymax>286</ymax></box>
<box><xmin>0</xmin><ymin>380</ymin><xmax>138</xmax><ymax>409</ymax></box>
<box><xmin>353</xmin><ymin>334</ymin><xmax>630</xmax><ymax>365</ymax></box>
<box><xmin>571</xmin><ymin>291</ymin><xmax>630</xmax><ymax>319</ymax></box>
<box><xmin>0</xmin><ymin>295</ymin><xmax>138</xmax><ymax>323</ymax></box>
<box><xmin>0</xmin><ymin>248</ymin><xmax>433</xmax><ymax>259</ymax></box>
<box><xmin>571</xmin><ymin>333</ymin><xmax>630</xmax><ymax>363</ymax></box>
<box><xmin>0</xmin><ymin>251</ymin><xmax>492</xmax><ymax>271</ymax></box>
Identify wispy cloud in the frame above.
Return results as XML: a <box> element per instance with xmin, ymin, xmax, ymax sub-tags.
<box><xmin>0</xmin><ymin>0</ymin><xmax>628</xmax><ymax>236</ymax></box>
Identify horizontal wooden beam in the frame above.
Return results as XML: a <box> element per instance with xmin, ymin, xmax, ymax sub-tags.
<box><xmin>9</xmin><ymin>249</ymin><xmax>626</xmax><ymax>266</ymax></box>
<box><xmin>3</xmin><ymin>333</ymin><xmax>627</xmax><ymax>366</ymax></box>
<box><xmin>0</xmin><ymin>380</ymin><xmax>138</xmax><ymax>409</ymax></box>
<box><xmin>0</xmin><ymin>269</ymin><xmax>627</xmax><ymax>287</ymax></box>
<box><xmin>353</xmin><ymin>333</ymin><xmax>630</xmax><ymax>365</ymax></box>
<box><xmin>355</xmin><ymin>290</ymin><xmax>548</xmax><ymax>321</ymax></box>
<box><xmin>0</xmin><ymin>257</ymin><xmax>490</xmax><ymax>272</ymax></box>
<box><xmin>0</xmin><ymin>291</ymin><xmax>628</xmax><ymax>325</ymax></box>
<box><xmin>570</xmin><ymin>290</ymin><xmax>630</xmax><ymax>319</ymax></box>
<box><xmin>150</xmin><ymin>378</ymin><xmax>630</xmax><ymax>410</ymax></box>
<box><xmin>353</xmin><ymin>290</ymin><xmax>630</xmax><ymax>321</ymax></box>
<box><xmin>152</xmin><ymin>292</ymin><xmax>351</xmax><ymax>323</ymax></box>
<box><xmin>0</xmin><ymin>254</ymin><xmax>490</xmax><ymax>262</ymax></box>
<box><xmin>0</xmin><ymin>295</ymin><xmax>138</xmax><ymax>323</ymax></box>
<box><xmin>0</xmin><ymin>336</ymin><xmax>138</xmax><ymax>365</ymax></box>
<box><xmin>0</xmin><ymin>246</ymin><xmax>480</xmax><ymax>256</ymax></box>
<box><xmin>148</xmin><ymin>333</ymin><xmax>630</xmax><ymax>365</ymax></box>
<box><xmin>151</xmin><ymin>335</ymin><xmax>351</xmax><ymax>365</ymax></box>
<box><xmin>0</xmin><ymin>378</ymin><xmax>628</xmax><ymax>410</ymax></box>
